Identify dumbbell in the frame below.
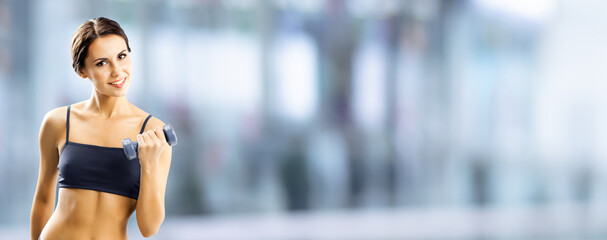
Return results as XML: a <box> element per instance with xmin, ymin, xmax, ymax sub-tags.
<box><xmin>122</xmin><ymin>124</ymin><xmax>178</xmax><ymax>160</ymax></box>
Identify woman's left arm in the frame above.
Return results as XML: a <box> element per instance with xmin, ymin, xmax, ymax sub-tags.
<box><xmin>135</xmin><ymin>120</ymin><xmax>172</xmax><ymax>238</ymax></box>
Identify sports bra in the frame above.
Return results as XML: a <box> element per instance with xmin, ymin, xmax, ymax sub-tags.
<box><xmin>57</xmin><ymin>105</ymin><xmax>152</xmax><ymax>200</ymax></box>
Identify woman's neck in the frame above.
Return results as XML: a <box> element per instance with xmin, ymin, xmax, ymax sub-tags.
<box><xmin>85</xmin><ymin>90</ymin><xmax>130</xmax><ymax>119</ymax></box>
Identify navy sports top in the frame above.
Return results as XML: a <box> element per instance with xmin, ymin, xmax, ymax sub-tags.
<box><xmin>57</xmin><ymin>105</ymin><xmax>152</xmax><ymax>200</ymax></box>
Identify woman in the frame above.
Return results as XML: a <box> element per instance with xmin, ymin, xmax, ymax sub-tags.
<box><xmin>30</xmin><ymin>17</ymin><xmax>172</xmax><ymax>240</ymax></box>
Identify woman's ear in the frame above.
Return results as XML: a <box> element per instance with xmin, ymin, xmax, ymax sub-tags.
<box><xmin>78</xmin><ymin>70</ymin><xmax>88</xmax><ymax>79</ymax></box>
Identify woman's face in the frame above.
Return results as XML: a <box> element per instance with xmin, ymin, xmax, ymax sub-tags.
<box><xmin>80</xmin><ymin>34</ymin><xmax>132</xmax><ymax>97</ymax></box>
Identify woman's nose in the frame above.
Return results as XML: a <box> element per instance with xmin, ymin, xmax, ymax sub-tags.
<box><xmin>110</xmin><ymin>62</ymin><xmax>121</xmax><ymax>77</ymax></box>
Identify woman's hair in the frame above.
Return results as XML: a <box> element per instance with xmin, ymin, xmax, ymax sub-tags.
<box><xmin>70</xmin><ymin>17</ymin><xmax>131</xmax><ymax>74</ymax></box>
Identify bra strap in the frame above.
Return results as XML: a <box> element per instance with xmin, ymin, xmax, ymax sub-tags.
<box><xmin>140</xmin><ymin>115</ymin><xmax>152</xmax><ymax>134</ymax></box>
<box><xmin>65</xmin><ymin>105</ymin><xmax>71</xmax><ymax>143</ymax></box>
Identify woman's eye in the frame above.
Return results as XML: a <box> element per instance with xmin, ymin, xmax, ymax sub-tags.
<box><xmin>118</xmin><ymin>53</ymin><xmax>127</xmax><ymax>59</ymax></box>
<box><xmin>96</xmin><ymin>61</ymin><xmax>106</xmax><ymax>67</ymax></box>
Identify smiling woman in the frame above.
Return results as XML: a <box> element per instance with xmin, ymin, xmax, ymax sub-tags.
<box><xmin>80</xmin><ymin>35</ymin><xmax>132</xmax><ymax>94</ymax></box>
<box><xmin>29</xmin><ymin>17</ymin><xmax>172</xmax><ymax>240</ymax></box>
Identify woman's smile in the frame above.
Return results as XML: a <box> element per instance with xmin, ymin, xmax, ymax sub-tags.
<box><xmin>109</xmin><ymin>76</ymin><xmax>127</xmax><ymax>88</ymax></box>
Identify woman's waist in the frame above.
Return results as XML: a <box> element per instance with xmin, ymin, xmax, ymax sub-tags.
<box><xmin>55</xmin><ymin>188</ymin><xmax>135</xmax><ymax>224</ymax></box>
<box><xmin>52</xmin><ymin>205</ymin><xmax>131</xmax><ymax>226</ymax></box>
<box><xmin>41</xmin><ymin>212</ymin><xmax>128</xmax><ymax>240</ymax></box>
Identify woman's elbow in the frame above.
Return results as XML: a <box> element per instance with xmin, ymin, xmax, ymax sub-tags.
<box><xmin>139</xmin><ymin>225</ymin><xmax>159</xmax><ymax>238</ymax></box>
<box><xmin>141</xmin><ymin>228</ymin><xmax>158</xmax><ymax>238</ymax></box>
<box><xmin>139</xmin><ymin>217</ymin><xmax>165</xmax><ymax>237</ymax></box>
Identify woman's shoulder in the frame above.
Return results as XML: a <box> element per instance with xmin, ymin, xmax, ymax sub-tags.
<box><xmin>39</xmin><ymin>105</ymin><xmax>69</xmax><ymax>137</ymax></box>
<box><xmin>142</xmin><ymin>114</ymin><xmax>166</xmax><ymax>130</ymax></box>
<box><xmin>146</xmin><ymin>116</ymin><xmax>166</xmax><ymax>129</ymax></box>
<box><xmin>42</xmin><ymin>105</ymin><xmax>69</xmax><ymax>125</ymax></box>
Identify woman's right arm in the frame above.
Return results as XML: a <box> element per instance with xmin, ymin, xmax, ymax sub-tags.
<box><xmin>30</xmin><ymin>108</ymin><xmax>63</xmax><ymax>240</ymax></box>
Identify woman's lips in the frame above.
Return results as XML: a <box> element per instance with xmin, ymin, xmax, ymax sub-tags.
<box><xmin>108</xmin><ymin>77</ymin><xmax>126</xmax><ymax>88</ymax></box>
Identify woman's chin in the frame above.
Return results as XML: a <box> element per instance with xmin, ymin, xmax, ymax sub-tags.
<box><xmin>96</xmin><ymin>87</ymin><xmax>129</xmax><ymax>98</ymax></box>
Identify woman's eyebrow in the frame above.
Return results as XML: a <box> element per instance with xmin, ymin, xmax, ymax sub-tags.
<box><xmin>91</xmin><ymin>49</ymin><xmax>128</xmax><ymax>63</ymax></box>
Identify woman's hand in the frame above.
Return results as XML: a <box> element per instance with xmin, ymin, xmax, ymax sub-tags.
<box><xmin>137</xmin><ymin>127</ymin><xmax>168</xmax><ymax>168</ymax></box>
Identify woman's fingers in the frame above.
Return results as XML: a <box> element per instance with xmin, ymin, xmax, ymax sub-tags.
<box><xmin>141</xmin><ymin>130</ymin><xmax>153</xmax><ymax>144</ymax></box>
<box><xmin>154</xmin><ymin>127</ymin><xmax>167</xmax><ymax>144</ymax></box>
<box><xmin>140</xmin><ymin>128</ymin><xmax>165</xmax><ymax>146</ymax></box>
<box><xmin>136</xmin><ymin>127</ymin><xmax>166</xmax><ymax>162</ymax></box>
<box><xmin>137</xmin><ymin>133</ymin><xmax>145</xmax><ymax>144</ymax></box>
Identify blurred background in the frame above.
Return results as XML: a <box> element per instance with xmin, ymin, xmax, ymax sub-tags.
<box><xmin>2</xmin><ymin>0</ymin><xmax>607</xmax><ymax>239</ymax></box>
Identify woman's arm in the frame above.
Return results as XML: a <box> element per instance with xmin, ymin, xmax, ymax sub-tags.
<box><xmin>30</xmin><ymin>108</ymin><xmax>62</xmax><ymax>240</ymax></box>
<box><xmin>135</xmin><ymin>118</ymin><xmax>172</xmax><ymax>237</ymax></box>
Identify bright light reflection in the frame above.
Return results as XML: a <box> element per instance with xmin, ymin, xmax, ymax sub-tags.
<box><xmin>474</xmin><ymin>0</ymin><xmax>556</xmax><ymax>21</ymax></box>
<box><xmin>273</xmin><ymin>33</ymin><xmax>318</xmax><ymax>123</ymax></box>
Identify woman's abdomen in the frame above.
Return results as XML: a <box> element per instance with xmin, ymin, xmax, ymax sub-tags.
<box><xmin>40</xmin><ymin>188</ymin><xmax>135</xmax><ymax>240</ymax></box>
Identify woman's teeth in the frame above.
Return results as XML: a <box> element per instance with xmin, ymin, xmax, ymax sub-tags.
<box><xmin>111</xmin><ymin>78</ymin><xmax>125</xmax><ymax>85</ymax></box>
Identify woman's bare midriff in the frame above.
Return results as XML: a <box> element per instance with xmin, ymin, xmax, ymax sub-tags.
<box><xmin>40</xmin><ymin>188</ymin><xmax>137</xmax><ymax>240</ymax></box>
